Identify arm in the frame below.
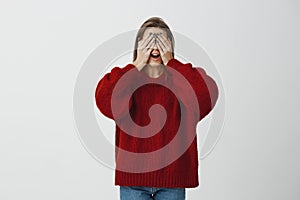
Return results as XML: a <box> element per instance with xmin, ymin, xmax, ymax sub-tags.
<box><xmin>95</xmin><ymin>64</ymin><xmax>141</xmax><ymax>121</ymax></box>
<box><xmin>95</xmin><ymin>32</ymin><xmax>156</xmax><ymax>121</ymax></box>
<box><xmin>166</xmin><ymin>58</ymin><xmax>219</xmax><ymax>121</ymax></box>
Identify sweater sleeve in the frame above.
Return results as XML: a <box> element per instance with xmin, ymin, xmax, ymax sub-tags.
<box><xmin>95</xmin><ymin>64</ymin><xmax>141</xmax><ymax>121</ymax></box>
<box><xmin>166</xmin><ymin>58</ymin><xmax>219</xmax><ymax>121</ymax></box>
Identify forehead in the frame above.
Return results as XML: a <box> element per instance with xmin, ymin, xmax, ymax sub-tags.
<box><xmin>143</xmin><ymin>27</ymin><xmax>167</xmax><ymax>37</ymax></box>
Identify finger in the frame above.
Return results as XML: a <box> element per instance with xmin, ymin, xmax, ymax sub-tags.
<box><xmin>156</xmin><ymin>35</ymin><xmax>166</xmax><ymax>49</ymax></box>
<box><xmin>140</xmin><ymin>33</ymin><xmax>154</xmax><ymax>49</ymax></box>
<box><xmin>158</xmin><ymin>39</ymin><xmax>172</xmax><ymax>56</ymax></box>
<box><xmin>143</xmin><ymin>37</ymin><xmax>155</xmax><ymax>52</ymax></box>
<box><xmin>142</xmin><ymin>40</ymin><xmax>155</xmax><ymax>61</ymax></box>
<box><xmin>160</xmin><ymin>34</ymin><xmax>173</xmax><ymax>50</ymax></box>
<box><xmin>157</xmin><ymin>34</ymin><xmax>171</xmax><ymax>51</ymax></box>
<box><xmin>146</xmin><ymin>40</ymin><xmax>156</xmax><ymax>54</ymax></box>
<box><xmin>138</xmin><ymin>37</ymin><xmax>152</xmax><ymax>52</ymax></box>
<box><xmin>159</xmin><ymin>33</ymin><xmax>170</xmax><ymax>43</ymax></box>
<box><xmin>138</xmin><ymin>37</ymin><xmax>151</xmax><ymax>51</ymax></box>
<box><xmin>147</xmin><ymin>37</ymin><xmax>156</xmax><ymax>47</ymax></box>
<box><xmin>156</xmin><ymin>40</ymin><xmax>165</xmax><ymax>54</ymax></box>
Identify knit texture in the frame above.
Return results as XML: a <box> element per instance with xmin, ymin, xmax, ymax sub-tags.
<box><xmin>95</xmin><ymin>58</ymin><xmax>218</xmax><ymax>188</ymax></box>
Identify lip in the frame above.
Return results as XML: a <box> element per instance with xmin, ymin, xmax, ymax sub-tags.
<box><xmin>150</xmin><ymin>56</ymin><xmax>161</xmax><ymax>61</ymax></box>
<box><xmin>151</xmin><ymin>50</ymin><xmax>160</xmax><ymax>55</ymax></box>
<box><xmin>150</xmin><ymin>50</ymin><xmax>161</xmax><ymax>61</ymax></box>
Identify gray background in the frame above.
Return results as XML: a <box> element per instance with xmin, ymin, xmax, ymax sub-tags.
<box><xmin>0</xmin><ymin>0</ymin><xmax>299</xmax><ymax>199</ymax></box>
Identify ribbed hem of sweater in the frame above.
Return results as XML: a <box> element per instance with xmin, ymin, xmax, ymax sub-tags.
<box><xmin>115</xmin><ymin>168</ymin><xmax>199</xmax><ymax>188</ymax></box>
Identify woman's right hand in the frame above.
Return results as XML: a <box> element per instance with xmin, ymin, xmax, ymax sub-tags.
<box><xmin>133</xmin><ymin>34</ymin><xmax>155</xmax><ymax>71</ymax></box>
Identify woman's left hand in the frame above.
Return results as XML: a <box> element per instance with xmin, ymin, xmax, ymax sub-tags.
<box><xmin>156</xmin><ymin>34</ymin><xmax>173</xmax><ymax>65</ymax></box>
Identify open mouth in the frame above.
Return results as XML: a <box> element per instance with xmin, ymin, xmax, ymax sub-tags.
<box><xmin>150</xmin><ymin>51</ymin><xmax>160</xmax><ymax>59</ymax></box>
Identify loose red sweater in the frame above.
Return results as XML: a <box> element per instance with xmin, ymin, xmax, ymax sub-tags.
<box><xmin>95</xmin><ymin>58</ymin><xmax>218</xmax><ymax>188</ymax></box>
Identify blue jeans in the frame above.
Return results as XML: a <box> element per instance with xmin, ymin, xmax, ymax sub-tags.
<box><xmin>120</xmin><ymin>186</ymin><xmax>186</xmax><ymax>200</ymax></box>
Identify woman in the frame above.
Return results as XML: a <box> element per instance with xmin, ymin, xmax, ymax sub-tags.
<box><xmin>95</xmin><ymin>17</ymin><xmax>219</xmax><ymax>200</ymax></box>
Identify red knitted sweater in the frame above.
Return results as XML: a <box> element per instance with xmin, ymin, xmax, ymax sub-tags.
<box><xmin>95</xmin><ymin>58</ymin><xmax>218</xmax><ymax>188</ymax></box>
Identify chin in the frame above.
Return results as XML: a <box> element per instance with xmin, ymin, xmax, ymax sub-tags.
<box><xmin>148</xmin><ymin>61</ymin><xmax>163</xmax><ymax>67</ymax></box>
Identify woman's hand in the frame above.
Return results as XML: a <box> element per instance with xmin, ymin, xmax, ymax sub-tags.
<box><xmin>156</xmin><ymin>34</ymin><xmax>173</xmax><ymax>65</ymax></box>
<box><xmin>133</xmin><ymin>34</ymin><xmax>155</xmax><ymax>71</ymax></box>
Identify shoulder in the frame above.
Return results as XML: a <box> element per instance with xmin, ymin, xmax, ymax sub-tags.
<box><xmin>166</xmin><ymin>58</ymin><xmax>208</xmax><ymax>78</ymax></box>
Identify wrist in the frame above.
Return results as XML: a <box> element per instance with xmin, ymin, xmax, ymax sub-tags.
<box><xmin>166</xmin><ymin>57</ymin><xmax>176</xmax><ymax>66</ymax></box>
<box><xmin>164</xmin><ymin>54</ymin><xmax>174</xmax><ymax>65</ymax></box>
<box><xmin>133</xmin><ymin>60</ymin><xmax>144</xmax><ymax>71</ymax></box>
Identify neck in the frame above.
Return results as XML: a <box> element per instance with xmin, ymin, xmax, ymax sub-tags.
<box><xmin>143</xmin><ymin>64</ymin><xmax>165</xmax><ymax>78</ymax></box>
